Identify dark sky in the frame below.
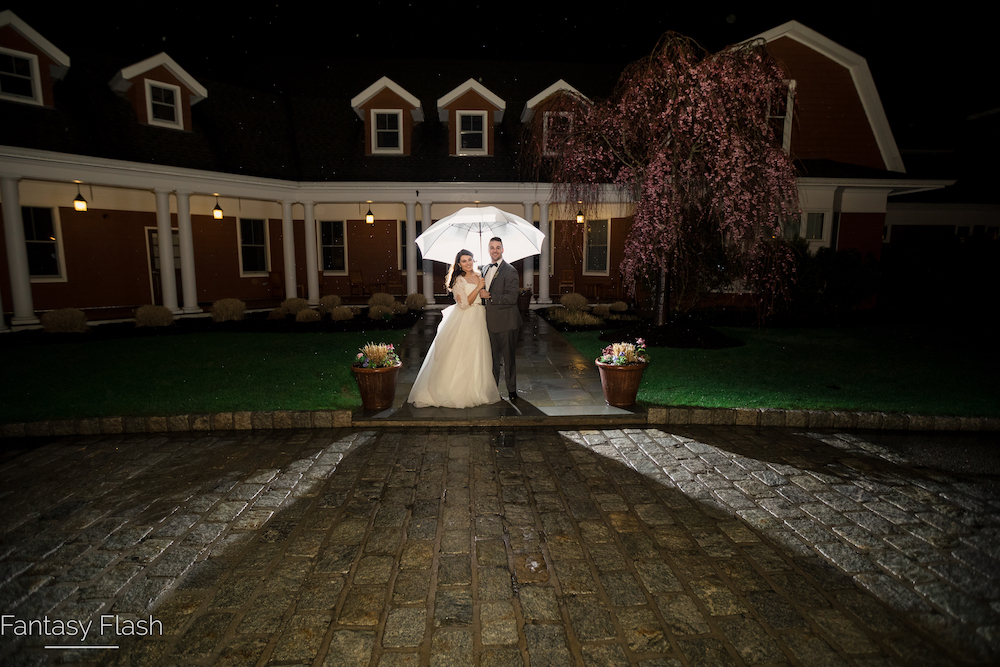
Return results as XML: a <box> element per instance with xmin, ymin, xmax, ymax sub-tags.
<box><xmin>7</xmin><ymin>2</ymin><xmax>995</xmax><ymax>149</ymax></box>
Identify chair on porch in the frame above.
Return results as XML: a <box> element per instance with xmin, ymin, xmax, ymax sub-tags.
<box><xmin>349</xmin><ymin>271</ymin><xmax>369</xmax><ymax>298</ymax></box>
<box><xmin>558</xmin><ymin>269</ymin><xmax>576</xmax><ymax>294</ymax></box>
<box><xmin>385</xmin><ymin>270</ymin><xmax>404</xmax><ymax>296</ymax></box>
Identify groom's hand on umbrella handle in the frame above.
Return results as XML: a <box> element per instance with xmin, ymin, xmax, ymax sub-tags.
<box><xmin>479</xmin><ymin>288</ymin><xmax>489</xmax><ymax>299</ymax></box>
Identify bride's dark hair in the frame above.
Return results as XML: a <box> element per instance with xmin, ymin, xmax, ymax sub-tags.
<box><xmin>445</xmin><ymin>249</ymin><xmax>475</xmax><ymax>292</ymax></box>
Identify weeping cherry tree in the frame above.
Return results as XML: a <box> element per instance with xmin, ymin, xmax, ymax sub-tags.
<box><xmin>526</xmin><ymin>33</ymin><xmax>800</xmax><ymax>325</ymax></box>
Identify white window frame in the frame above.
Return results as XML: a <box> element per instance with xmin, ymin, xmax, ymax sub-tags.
<box><xmin>768</xmin><ymin>79</ymin><xmax>796</xmax><ymax>153</ymax></box>
<box><xmin>23</xmin><ymin>206</ymin><xmax>67</xmax><ymax>282</ymax></box>
<box><xmin>0</xmin><ymin>46</ymin><xmax>42</xmax><ymax>105</ymax></box>
<box><xmin>145</xmin><ymin>79</ymin><xmax>183</xmax><ymax>130</ymax></box>
<box><xmin>371</xmin><ymin>109</ymin><xmax>404</xmax><ymax>155</ymax></box>
<box><xmin>542</xmin><ymin>110</ymin><xmax>573</xmax><ymax>157</ymax></box>
<box><xmin>237</xmin><ymin>218</ymin><xmax>270</xmax><ymax>276</ymax></box>
<box><xmin>456</xmin><ymin>110</ymin><xmax>488</xmax><ymax>156</ymax></box>
<box><xmin>319</xmin><ymin>220</ymin><xmax>349</xmax><ymax>275</ymax></box>
<box><xmin>583</xmin><ymin>218</ymin><xmax>610</xmax><ymax>276</ymax></box>
<box><xmin>797</xmin><ymin>210</ymin><xmax>833</xmax><ymax>250</ymax></box>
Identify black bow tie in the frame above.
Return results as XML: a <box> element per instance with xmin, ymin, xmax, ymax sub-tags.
<box><xmin>489</xmin><ymin>263</ymin><xmax>498</xmax><ymax>268</ymax></box>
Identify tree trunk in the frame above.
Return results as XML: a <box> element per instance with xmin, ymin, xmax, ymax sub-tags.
<box><xmin>655</xmin><ymin>259</ymin><xmax>670</xmax><ymax>326</ymax></box>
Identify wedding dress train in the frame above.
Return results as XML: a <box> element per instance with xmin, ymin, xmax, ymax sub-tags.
<box><xmin>408</xmin><ymin>278</ymin><xmax>500</xmax><ymax>408</ymax></box>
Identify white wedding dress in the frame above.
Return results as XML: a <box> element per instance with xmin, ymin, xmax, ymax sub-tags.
<box><xmin>408</xmin><ymin>277</ymin><xmax>501</xmax><ymax>408</ymax></box>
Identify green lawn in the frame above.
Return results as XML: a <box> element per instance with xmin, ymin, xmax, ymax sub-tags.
<box><xmin>563</xmin><ymin>325</ymin><xmax>1000</xmax><ymax>418</ymax></box>
<box><xmin>3</xmin><ymin>323</ymin><xmax>997</xmax><ymax>424</ymax></box>
<box><xmin>1</xmin><ymin>330</ymin><xmax>407</xmax><ymax>423</ymax></box>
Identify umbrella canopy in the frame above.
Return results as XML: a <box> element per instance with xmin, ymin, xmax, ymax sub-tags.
<box><xmin>415</xmin><ymin>206</ymin><xmax>546</xmax><ymax>265</ymax></box>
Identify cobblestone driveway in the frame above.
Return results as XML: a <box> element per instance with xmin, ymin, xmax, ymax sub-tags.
<box><xmin>1</xmin><ymin>426</ymin><xmax>997</xmax><ymax>665</ymax></box>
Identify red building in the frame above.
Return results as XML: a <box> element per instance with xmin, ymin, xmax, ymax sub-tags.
<box><xmin>0</xmin><ymin>12</ymin><xmax>950</xmax><ymax>329</ymax></box>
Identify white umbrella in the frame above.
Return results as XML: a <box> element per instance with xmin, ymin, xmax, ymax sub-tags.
<box><xmin>415</xmin><ymin>206</ymin><xmax>546</xmax><ymax>265</ymax></box>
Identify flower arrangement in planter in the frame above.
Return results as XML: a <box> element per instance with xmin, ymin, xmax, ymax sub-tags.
<box><xmin>595</xmin><ymin>338</ymin><xmax>648</xmax><ymax>407</ymax></box>
<box><xmin>597</xmin><ymin>338</ymin><xmax>648</xmax><ymax>366</ymax></box>
<box><xmin>355</xmin><ymin>342</ymin><xmax>400</xmax><ymax>369</ymax></box>
<box><xmin>352</xmin><ymin>342</ymin><xmax>402</xmax><ymax>410</ymax></box>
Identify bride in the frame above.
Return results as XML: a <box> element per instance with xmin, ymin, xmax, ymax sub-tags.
<box><xmin>408</xmin><ymin>249</ymin><xmax>501</xmax><ymax>408</ymax></box>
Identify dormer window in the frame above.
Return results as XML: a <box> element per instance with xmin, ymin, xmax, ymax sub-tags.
<box><xmin>109</xmin><ymin>52</ymin><xmax>207</xmax><ymax>132</ymax></box>
<box><xmin>372</xmin><ymin>110</ymin><xmax>403</xmax><ymax>154</ymax></box>
<box><xmin>0</xmin><ymin>48</ymin><xmax>36</xmax><ymax>101</ymax></box>
<box><xmin>542</xmin><ymin>111</ymin><xmax>572</xmax><ymax>157</ymax></box>
<box><xmin>147</xmin><ymin>80</ymin><xmax>181</xmax><ymax>128</ymax></box>
<box><xmin>458</xmin><ymin>111</ymin><xmax>487</xmax><ymax>154</ymax></box>
<box><xmin>437</xmin><ymin>79</ymin><xmax>505</xmax><ymax>157</ymax></box>
<box><xmin>0</xmin><ymin>11</ymin><xmax>71</xmax><ymax>107</ymax></box>
<box><xmin>351</xmin><ymin>77</ymin><xmax>422</xmax><ymax>156</ymax></box>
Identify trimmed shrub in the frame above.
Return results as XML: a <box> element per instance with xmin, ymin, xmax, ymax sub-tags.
<box><xmin>562</xmin><ymin>310</ymin><xmax>602</xmax><ymax>326</ymax></box>
<box><xmin>41</xmin><ymin>308</ymin><xmax>88</xmax><ymax>333</ymax></box>
<box><xmin>392</xmin><ymin>301</ymin><xmax>408</xmax><ymax>314</ymax></box>
<box><xmin>609</xmin><ymin>301</ymin><xmax>629</xmax><ymax>312</ymax></box>
<box><xmin>318</xmin><ymin>294</ymin><xmax>342</xmax><ymax>316</ymax></box>
<box><xmin>295</xmin><ymin>308</ymin><xmax>321</xmax><ymax>323</ymax></box>
<box><xmin>281</xmin><ymin>297</ymin><xmax>309</xmax><ymax>314</ymax></box>
<box><xmin>368</xmin><ymin>304</ymin><xmax>393</xmax><ymax>320</ymax></box>
<box><xmin>267</xmin><ymin>307</ymin><xmax>289</xmax><ymax>320</ymax></box>
<box><xmin>560</xmin><ymin>292</ymin><xmax>589</xmax><ymax>311</ymax></box>
<box><xmin>211</xmin><ymin>298</ymin><xmax>246</xmax><ymax>322</ymax></box>
<box><xmin>368</xmin><ymin>292</ymin><xmax>396</xmax><ymax>309</ymax></box>
<box><xmin>135</xmin><ymin>305</ymin><xmax>174</xmax><ymax>328</ymax></box>
<box><xmin>405</xmin><ymin>292</ymin><xmax>427</xmax><ymax>310</ymax></box>
<box><xmin>591</xmin><ymin>303</ymin><xmax>611</xmax><ymax>318</ymax></box>
<box><xmin>329</xmin><ymin>306</ymin><xmax>354</xmax><ymax>321</ymax></box>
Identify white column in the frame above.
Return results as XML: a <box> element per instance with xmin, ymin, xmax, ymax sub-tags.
<box><xmin>404</xmin><ymin>200</ymin><xmax>418</xmax><ymax>296</ymax></box>
<box><xmin>0</xmin><ymin>175</ymin><xmax>38</xmax><ymax>326</ymax></box>
<box><xmin>523</xmin><ymin>201</ymin><xmax>535</xmax><ymax>290</ymax></box>
<box><xmin>175</xmin><ymin>191</ymin><xmax>200</xmax><ymax>313</ymax></box>
<box><xmin>303</xmin><ymin>201</ymin><xmax>319</xmax><ymax>305</ymax></box>
<box><xmin>281</xmin><ymin>200</ymin><xmax>296</xmax><ymax>299</ymax></box>
<box><xmin>420</xmin><ymin>200</ymin><xmax>435</xmax><ymax>304</ymax></box>
<box><xmin>538</xmin><ymin>202</ymin><xmax>551</xmax><ymax>304</ymax></box>
<box><xmin>154</xmin><ymin>189</ymin><xmax>179</xmax><ymax>313</ymax></box>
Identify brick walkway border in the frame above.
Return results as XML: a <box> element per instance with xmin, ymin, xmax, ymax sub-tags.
<box><xmin>3</xmin><ymin>407</ymin><xmax>997</xmax><ymax>439</ymax></box>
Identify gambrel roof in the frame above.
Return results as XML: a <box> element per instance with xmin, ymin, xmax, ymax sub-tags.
<box><xmin>753</xmin><ymin>20</ymin><xmax>905</xmax><ymax>173</ymax></box>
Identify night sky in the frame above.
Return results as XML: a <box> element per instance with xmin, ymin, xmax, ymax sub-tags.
<box><xmin>6</xmin><ymin>2</ymin><xmax>995</xmax><ymax>152</ymax></box>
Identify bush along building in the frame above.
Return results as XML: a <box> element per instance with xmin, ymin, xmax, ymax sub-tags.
<box><xmin>0</xmin><ymin>11</ymin><xmax>953</xmax><ymax>330</ymax></box>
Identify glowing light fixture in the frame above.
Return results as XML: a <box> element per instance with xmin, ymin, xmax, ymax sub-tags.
<box><xmin>73</xmin><ymin>183</ymin><xmax>88</xmax><ymax>212</ymax></box>
<box><xmin>366</xmin><ymin>205</ymin><xmax>375</xmax><ymax>225</ymax></box>
<box><xmin>576</xmin><ymin>210</ymin><xmax>584</xmax><ymax>224</ymax></box>
<box><xmin>213</xmin><ymin>195</ymin><xmax>224</xmax><ymax>219</ymax></box>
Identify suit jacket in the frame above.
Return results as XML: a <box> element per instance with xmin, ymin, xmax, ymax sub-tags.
<box><xmin>482</xmin><ymin>260</ymin><xmax>522</xmax><ymax>333</ymax></box>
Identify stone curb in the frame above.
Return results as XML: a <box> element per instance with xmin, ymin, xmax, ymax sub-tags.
<box><xmin>2</xmin><ymin>407</ymin><xmax>997</xmax><ymax>438</ymax></box>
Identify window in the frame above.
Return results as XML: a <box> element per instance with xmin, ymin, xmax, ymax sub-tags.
<box><xmin>372</xmin><ymin>110</ymin><xmax>403</xmax><ymax>154</ymax></box>
<box><xmin>805</xmin><ymin>212</ymin><xmax>825</xmax><ymax>240</ymax></box>
<box><xmin>238</xmin><ymin>218</ymin><xmax>268</xmax><ymax>275</ymax></box>
<box><xmin>22</xmin><ymin>206</ymin><xmax>62</xmax><ymax>278</ymax></box>
<box><xmin>768</xmin><ymin>79</ymin><xmax>795</xmax><ymax>152</ymax></box>
<box><xmin>145</xmin><ymin>80</ymin><xmax>183</xmax><ymax>129</ymax></box>
<box><xmin>584</xmin><ymin>219</ymin><xmax>610</xmax><ymax>275</ymax></box>
<box><xmin>0</xmin><ymin>47</ymin><xmax>40</xmax><ymax>104</ymax></box>
<box><xmin>320</xmin><ymin>220</ymin><xmax>347</xmax><ymax>273</ymax></box>
<box><xmin>457</xmin><ymin>111</ymin><xmax>487</xmax><ymax>155</ymax></box>
<box><xmin>543</xmin><ymin>111</ymin><xmax>572</xmax><ymax>156</ymax></box>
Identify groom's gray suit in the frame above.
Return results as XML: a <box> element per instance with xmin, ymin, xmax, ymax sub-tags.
<box><xmin>482</xmin><ymin>260</ymin><xmax>522</xmax><ymax>396</ymax></box>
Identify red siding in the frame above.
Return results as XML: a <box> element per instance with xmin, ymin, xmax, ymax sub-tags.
<box><xmin>768</xmin><ymin>37</ymin><xmax>886</xmax><ymax>170</ymax></box>
<box><xmin>838</xmin><ymin>212</ymin><xmax>884</xmax><ymax>260</ymax></box>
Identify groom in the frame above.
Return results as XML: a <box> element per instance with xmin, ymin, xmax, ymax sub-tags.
<box><xmin>480</xmin><ymin>237</ymin><xmax>522</xmax><ymax>401</ymax></box>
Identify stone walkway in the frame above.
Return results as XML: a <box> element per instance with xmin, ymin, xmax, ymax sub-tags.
<box><xmin>1</xmin><ymin>425</ymin><xmax>998</xmax><ymax>665</ymax></box>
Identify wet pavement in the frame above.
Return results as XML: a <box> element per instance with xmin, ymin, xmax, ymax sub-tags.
<box><xmin>1</xmin><ymin>424</ymin><xmax>998</xmax><ymax>666</ymax></box>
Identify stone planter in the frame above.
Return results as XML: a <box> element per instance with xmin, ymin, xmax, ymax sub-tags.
<box><xmin>595</xmin><ymin>361</ymin><xmax>647</xmax><ymax>407</ymax></box>
<box><xmin>351</xmin><ymin>362</ymin><xmax>401</xmax><ymax>410</ymax></box>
